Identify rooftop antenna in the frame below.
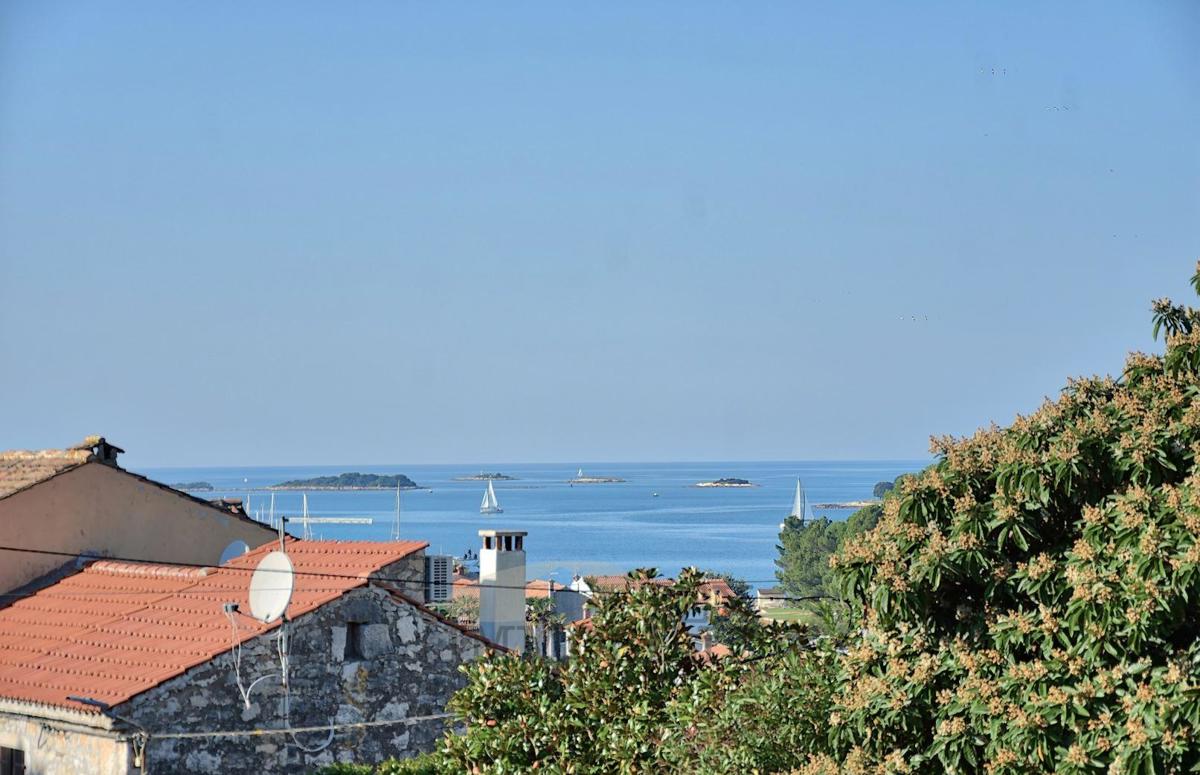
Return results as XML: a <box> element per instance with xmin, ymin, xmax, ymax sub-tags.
<box><xmin>248</xmin><ymin>550</ymin><xmax>294</xmax><ymax>624</ymax></box>
<box><xmin>222</xmin><ymin>540</ymin><xmax>294</xmax><ymax>711</ymax></box>
<box><xmin>219</xmin><ymin>540</ymin><xmax>250</xmax><ymax>565</ymax></box>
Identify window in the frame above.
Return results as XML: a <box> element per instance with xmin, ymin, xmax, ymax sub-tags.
<box><xmin>1</xmin><ymin>747</ymin><xmax>25</xmax><ymax>775</ymax></box>
<box><xmin>345</xmin><ymin>622</ymin><xmax>365</xmax><ymax>661</ymax></box>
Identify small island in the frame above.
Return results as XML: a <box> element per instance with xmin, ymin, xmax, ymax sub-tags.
<box><xmin>173</xmin><ymin>481</ymin><xmax>214</xmax><ymax>491</ymax></box>
<box><xmin>695</xmin><ymin>478</ymin><xmax>757</xmax><ymax>488</ymax></box>
<box><xmin>268</xmin><ymin>472</ymin><xmax>419</xmax><ymax>490</ymax></box>
<box><xmin>454</xmin><ymin>473</ymin><xmax>519</xmax><ymax>481</ymax></box>
<box><xmin>813</xmin><ymin>500</ymin><xmax>880</xmax><ymax>509</ymax></box>
<box><xmin>568</xmin><ymin>475</ymin><xmax>625</xmax><ymax>484</ymax></box>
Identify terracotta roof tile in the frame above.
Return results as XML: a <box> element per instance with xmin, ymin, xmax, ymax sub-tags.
<box><xmin>0</xmin><ymin>539</ymin><xmax>426</xmax><ymax>714</ymax></box>
<box><xmin>524</xmin><ymin>579</ymin><xmax>562</xmax><ymax>598</ymax></box>
<box><xmin>0</xmin><ymin>441</ymin><xmax>96</xmax><ymax>498</ymax></box>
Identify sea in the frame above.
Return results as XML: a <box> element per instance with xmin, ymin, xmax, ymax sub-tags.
<box><xmin>143</xmin><ymin>461</ymin><xmax>926</xmax><ymax>590</ymax></box>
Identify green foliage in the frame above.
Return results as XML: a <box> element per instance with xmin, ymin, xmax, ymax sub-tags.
<box><xmin>873</xmin><ymin>480</ymin><xmax>896</xmax><ymax>499</ymax></box>
<box><xmin>776</xmin><ymin>505</ymin><xmax>881</xmax><ymax>600</ymax></box>
<box><xmin>823</xmin><ymin>261</ymin><xmax>1200</xmax><ymax>772</ymax></box>
<box><xmin>776</xmin><ymin>516</ymin><xmax>844</xmax><ymax>598</ymax></box>
<box><xmin>271</xmin><ymin>472</ymin><xmax>418</xmax><ymax>489</ymax></box>
<box><xmin>433</xmin><ymin>568</ymin><xmax>837</xmax><ymax>773</ymax></box>
<box><xmin>431</xmin><ymin>595</ymin><xmax>478</xmax><ymax>627</ymax></box>
<box><xmin>696</xmin><ymin>569</ymin><xmax>751</xmax><ymax>646</ymax></box>
<box><xmin>314</xmin><ymin>754</ymin><xmax>440</xmax><ymax>775</ymax></box>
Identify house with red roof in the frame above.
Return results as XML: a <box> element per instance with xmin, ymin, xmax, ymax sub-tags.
<box><xmin>0</xmin><ymin>437</ymin><xmax>277</xmax><ymax>595</ymax></box>
<box><xmin>0</xmin><ymin>539</ymin><xmax>501</xmax><ymax>774</ymax></box>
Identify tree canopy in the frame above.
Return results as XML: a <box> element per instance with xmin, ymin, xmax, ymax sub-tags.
<box><xmin>817</xmin><ymin>263</ymin><xmax>1200</xmax><ymax>772</ymax></box>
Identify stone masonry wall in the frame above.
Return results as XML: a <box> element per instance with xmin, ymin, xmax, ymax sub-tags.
<box><xmin>120</xmin><ymin>582</ymin><xmax>487</xmax><ymax>774</ymax></box>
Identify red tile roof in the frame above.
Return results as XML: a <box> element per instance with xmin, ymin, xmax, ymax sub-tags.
<box><xmin>0</xmin><ymin>540</ymin><xmax>427</xmax><ymax>714</ymax></box>
<box><xmin>524</xmin><ymin>579</ymin><xmax>563</xmax><ymax>598</ymax></box>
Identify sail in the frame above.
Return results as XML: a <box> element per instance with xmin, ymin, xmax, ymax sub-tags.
<box><xmin>577</xmin><ymin>468</ymin><xmax>583</xmax><ymax>478</ymax></box>
<box><xmin>481</xmin><ymin>481</ymin><xmax>501</xmax><ymax>512</ymax></box>
<box><xmin>789</xmin><ymin>479</ymin><xmax>811</xmax><ymax>522</ymax></box>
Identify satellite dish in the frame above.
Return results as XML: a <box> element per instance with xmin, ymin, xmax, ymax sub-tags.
<box><xmin>248</xmin><ymin>550</ymin><xmax>294</xmax><ymax>623</ymax></box>
<box><xmin>219</xmin><ymin>540</ymin><xmax>250</xmax><ymax>565</ymax></box>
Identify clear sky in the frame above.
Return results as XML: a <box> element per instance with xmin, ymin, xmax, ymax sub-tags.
<box><xmin>1</xmin><ymin>2</ymin><xmax>1197</xmax><ymax>468</ymax></box>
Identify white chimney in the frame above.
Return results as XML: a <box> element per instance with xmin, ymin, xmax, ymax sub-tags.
<box><xmin>478</xmin><ymin>529</ymin><xmax>526</xmax><ymax>653</ymax></box>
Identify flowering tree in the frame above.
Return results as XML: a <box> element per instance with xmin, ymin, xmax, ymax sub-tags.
<box><xmin>437</xmin><ymin>568</ymin><xmax>837</xmax><ymax>773</ymax></box>
<box><xmin>813</xmin><ymin>264</ymin><xmax>1200</xmax><ymax>773</ymax></box>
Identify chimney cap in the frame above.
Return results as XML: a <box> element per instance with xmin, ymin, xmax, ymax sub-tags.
<box><xmin>478</xmin><ymin>530</ymin><xmax>528</xmax><ymax>538</ymax></box>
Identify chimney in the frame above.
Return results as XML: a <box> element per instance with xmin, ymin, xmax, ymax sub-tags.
<box><xmin>478</xmin><ymin>529</ymin><xmax>527</xmax><ymax>653</ymax></box>
<box><xmin>82</xmin><ymin>436</ymin><xmax>124</xmax><ymax>466</ymax></box>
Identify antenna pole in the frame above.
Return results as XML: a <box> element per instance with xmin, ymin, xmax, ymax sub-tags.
<box><xmin>278</xmin><ymin>516</ymin><xmax>287</xmax><ymax>553</ymax></box>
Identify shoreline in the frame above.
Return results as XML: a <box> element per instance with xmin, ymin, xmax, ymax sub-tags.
<box><xmin>812</xmin><ymin>500</ymin><xmax>880</xmax><ymax>509</ymax></box>
<box><xmin>266</xmin><ymin>485</ymin><xmax>427</xmax><ymax>492</ymax></box>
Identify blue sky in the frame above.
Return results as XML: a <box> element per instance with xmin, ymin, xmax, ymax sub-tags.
<box><xmin>1</xmin><ymin>1</ymin><xmax>1197</xmax><ymax>467</ymax></box>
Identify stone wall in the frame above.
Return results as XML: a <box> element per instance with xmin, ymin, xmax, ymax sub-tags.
<box><xmin>121</xmin><ymin>584</ymin><xmax>488</xmax><ymax>774</ymax></box>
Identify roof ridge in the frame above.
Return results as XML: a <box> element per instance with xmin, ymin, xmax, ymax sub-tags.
<box><xmin>86</xmin><ymin>561</ymin><xmax>212</xmax><ymax>580</ymax></box>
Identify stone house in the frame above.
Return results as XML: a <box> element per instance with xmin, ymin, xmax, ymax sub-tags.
<box><xmin>0</xmin><ymin>436</ymin><xmax>277</xmax><ymax>594</ymax></box>
<box><xmin>0</xmin><ymin>539</ymin><xmax>499</xmax><ymax>774</ymax></box>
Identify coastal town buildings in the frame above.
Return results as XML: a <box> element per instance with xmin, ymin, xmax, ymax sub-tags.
<box><xmin>0</xmin><ymin>436</ymin><xmax>276</xmax><ymax>594</ymax></box>
<box><xmin>0</xmin><ymin>539</ymin><xmax>499</xmax><ymax>774</ymax></box>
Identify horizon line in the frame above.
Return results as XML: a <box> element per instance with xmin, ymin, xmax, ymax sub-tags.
<box><xmin>137</xmin><ymin>456</ymin><xmax>935</xmax><ymax>471</ymax></box>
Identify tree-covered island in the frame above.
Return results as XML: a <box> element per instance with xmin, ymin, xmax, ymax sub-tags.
<box><xmin>172</xmin><ymin>481</ymin><xmax>214</xmax><ymax>491</ymax></box>
<box><xmin>268</xmin><ymin>472</ymin><xmax>419</xmax><ymax>490</ymax></box>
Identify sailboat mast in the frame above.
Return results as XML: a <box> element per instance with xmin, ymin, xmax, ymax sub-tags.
<box><xmin>392</xmin><ymin>483</ymin><xmax>401</xmax><ymax>540</ymax></box>
<box><xmin>302</xmin><ymin>492</ymin><xmax>311</xmax><ymax>540</ymax></box>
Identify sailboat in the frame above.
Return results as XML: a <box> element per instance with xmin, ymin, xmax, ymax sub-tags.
<box><xmin>302</xmin><ymin>492</ymin><xmax>312</xmax><ymax>540</ymax></box>
<box><xmin>480</xmin><ymin>480</ymin><xmax>503</xmax><ymax>514</ymax></box>
<box><xmin>787</xmin><ymin>478</ymin><xmax>813</xmax><ymax>524</ymax></box>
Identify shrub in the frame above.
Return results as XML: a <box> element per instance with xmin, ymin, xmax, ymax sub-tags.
<box><xmin>828</xmin><ymin>263</ymin><xmax>1200</xmax><ymax>772</ymax></box>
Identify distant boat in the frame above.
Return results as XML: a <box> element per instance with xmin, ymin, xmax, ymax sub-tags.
<box><xmin>577</xmin><ymin>468</ymin><xmax>584</xmax><ymax>478</ymax></box>
<box><xmin>787</xmin><ymin>478</ymin><xmax>814</xmax><ymax>523</ymax></box>
<box><xmin>480</xmin><ymin>480</ymin><xmax>503</xmax><ymax>514</ymax></box>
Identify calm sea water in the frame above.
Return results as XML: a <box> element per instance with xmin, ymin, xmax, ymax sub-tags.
<box><xmin>143</xmin><ymin>461</ymin><xmax>926</xmax><ymax>588</ymax></box>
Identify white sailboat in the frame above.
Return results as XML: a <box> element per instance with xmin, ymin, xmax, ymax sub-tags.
<box><xmin>302</xmin><ymin>492</ymin><xmax>312</xmax><ymax>540</ymax></box>
<box><xmin>787</xmin><ymin>478</ymin><xmax>813</xmax><ymax>524</ymax></box>
<box><xmin>480</xmin><ymin>480</ymin><xmax>503</xmax><ymax>514</ymax></box>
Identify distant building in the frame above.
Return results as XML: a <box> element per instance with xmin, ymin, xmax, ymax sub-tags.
<box><xmin>755</xmin><ymin>586</ymin><xmax>788</xmax><ymax>612</ymax></box>
<box><xmin>0</xmin><ymin>540</ymin><xmax>500</xmax><ymax>774</ymax></box>
<box><xmin>0</xmin><ymin>436</ymin><xmax>277</xmax><ymax>594</ymax></box>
